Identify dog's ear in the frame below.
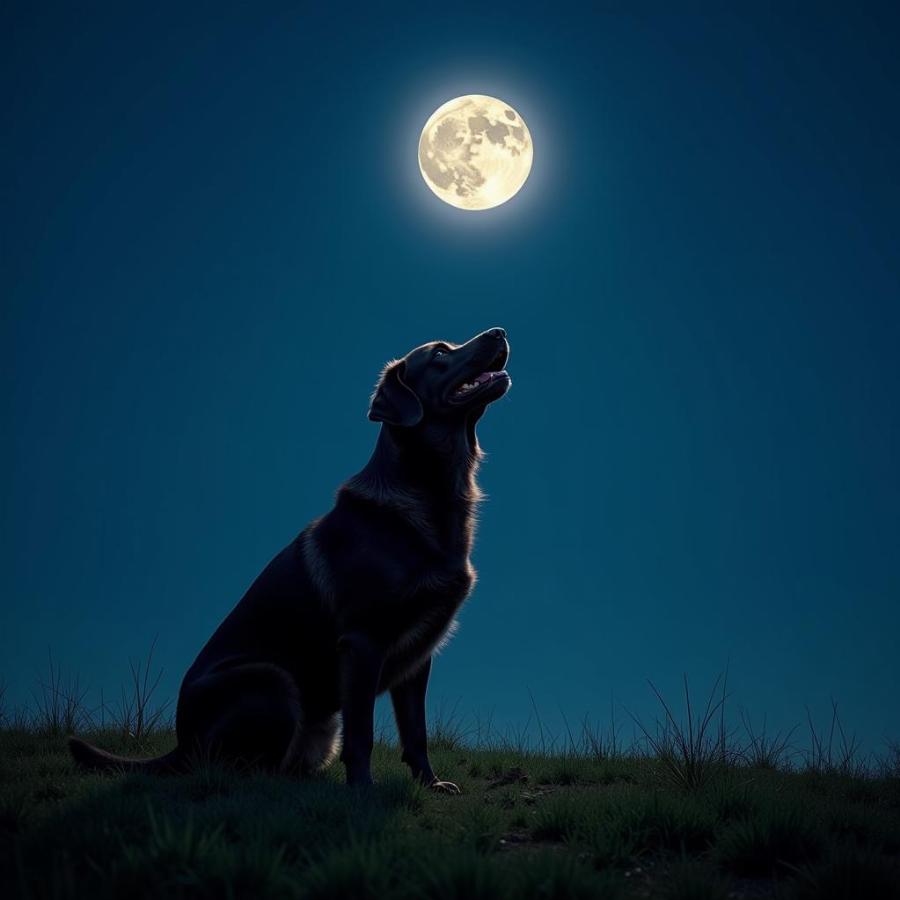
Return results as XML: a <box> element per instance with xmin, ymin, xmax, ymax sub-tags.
<box><xmin>368</xmin><ymin>360</ymin><xmax>423</xmax><ymax>427</ymax></box>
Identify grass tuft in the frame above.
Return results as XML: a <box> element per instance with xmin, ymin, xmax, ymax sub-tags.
<box><xmin>715</xmin><ymin>807</ymin><xmax>824</xmax><ymax>877</ymax></box>
<box><xmin>303</xmin><ymin>839</ymin><xmax>398</xmax><ymax>900</ymax></box>
<box><xmin>783</xmin><ymin>844</ymin><xmax>900</xmax><ymax>900</ymax></box>
<box><xmin>514</xmin><ymin>855</ymin><xmax>624</xmax><ymax>900</ymax></box>
<box><xmin>413</xmin><ymin>845</ymin><xmax>510</xmax><ymax>900</ymax></box>
<box><xmin>738</xmin><ymin>709</ymin><xmax>798</xmax><ymax>770</ymax></box>
<box><xmin>30</xmin><ymin>650</ymin><xmax>93</xmax><ymax>736</ymax></box>
<box><xmin>660</xmin><ymin>857</ymin><xmax>732</xmax><ymax>900</ymax></box>
<box><xmin>801</xmin><ymin>700</ymin><xmax>863</xmax><ymax>776</ymax></box>
<box><xmin>627</xmin><ymin>673</ymin><xmax>731</xmax><ymax>792</ymax></box>
<box><xmin>108</xmin><ymin>636</ymin><xmax>172</xmax><ymax>747</ymax></box>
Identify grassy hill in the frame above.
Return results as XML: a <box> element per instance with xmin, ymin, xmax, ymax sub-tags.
<box><xmin>2</xmin><ymin>723</ymin><xmax>899</xmax><ymax>900</ymax></box>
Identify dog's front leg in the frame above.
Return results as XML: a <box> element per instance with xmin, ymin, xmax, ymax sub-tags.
<box><xmin>337</xmin><ymin>632</ymin><xmax>383</xmax><ymax>786</ymax></box>
<box><xmin>391</xmin><ymin>657</ymin><xmax>460</xmax><ymax>794</ymax></box>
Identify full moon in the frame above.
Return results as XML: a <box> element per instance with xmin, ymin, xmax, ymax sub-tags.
<box><xmin>418</xmin><ymin>95</ymin><xmax>533</xmax><ymax>211</ymax></box>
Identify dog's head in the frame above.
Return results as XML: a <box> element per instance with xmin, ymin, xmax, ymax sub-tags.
<box><xmin>368</xmin><ymin>328</ymin><xmax>510</xmax><ymax>436</ymax></box>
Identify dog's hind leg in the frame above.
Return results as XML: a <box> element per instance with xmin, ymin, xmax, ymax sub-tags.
<box><xmin>281</xmin><ymin>713</ymin><xmax>342</xmax><ymax>776</ymax></box>
<box><xmin>179</xmin><ymin>664</ymin><xmax>302</xmax><ymax>772</ymax></box>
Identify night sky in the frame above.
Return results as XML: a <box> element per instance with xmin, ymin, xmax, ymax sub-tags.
<box><xmin>3</xmin><ymin>2</ymin><xmax>898</xmax><ymax>752</ymax></box>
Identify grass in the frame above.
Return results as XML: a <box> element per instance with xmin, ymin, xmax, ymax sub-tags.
<box><xmin>713</xmin><ymin>807</ymin><xmax>825</xmax><ymax>877</ymax></box>
<box><xmin>801</xmin><ymin>699</ymin><xmax>866</xmax><ymax>777</ymax></box>
<box><xmin>109</xmin><ymin>636</ymin><xmax>172</xmax><ymax>745</ymax></box>
<box><xmin>29</xmin><ymin>651</ymin><xmax>92</xmax><ymax>737</ymax></box>
<box><xmin>626</xmin><ymin>673</ymin><xmax>732</xmax><ymax>792</ymax></box>
<box><xmin>2</xmin><ymin>666</ymin><xmax>899</xmax><ymax>898</ymax></box>
<box><xmin>2</xmin><ymin>724</ymin><xmax>899</xmax><ymax>900</ymax></box>
<box><xmin>738</xmin><ymin>709</ymin><xmax>798</xmax><ymax>770</ymax></box>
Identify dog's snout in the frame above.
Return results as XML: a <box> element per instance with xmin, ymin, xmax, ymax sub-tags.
<box><xmin>487</xmin><ymin>327</ymin><xmax>506</xmax><ymax>340</ymax></box>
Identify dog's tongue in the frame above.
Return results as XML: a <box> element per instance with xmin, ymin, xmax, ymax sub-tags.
<box><xmin>474</xmin><ymin>370</ymin><xmax>505</xmax><ymax>385</ymax></box>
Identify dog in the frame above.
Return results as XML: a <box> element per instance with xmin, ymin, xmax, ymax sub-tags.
<box><xmin>69</xmin><ymin>327</ymin><xmax>511</xmax><ymax>790</ymax></box>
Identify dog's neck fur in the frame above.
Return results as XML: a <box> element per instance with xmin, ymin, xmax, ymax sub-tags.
<box><xmin>344</xmin><ymin>422</ymin><xmax>483</xmax><ymax>555</ymax></box>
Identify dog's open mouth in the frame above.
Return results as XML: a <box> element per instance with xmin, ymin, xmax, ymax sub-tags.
<box><xmin>449</xmin><ymin>348</ymin><xmax>510</xmax><ymax>403</ymax></box>
<box><xmin>452</xmin><ymin>370</ymin><xmax>509</xmax><ymax>399</ymax></box>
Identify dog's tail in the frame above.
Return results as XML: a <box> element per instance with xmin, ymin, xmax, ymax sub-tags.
<box><xmin>68</xmin><ymin>736</ymin><xmax>184</xmax><ymax>775</ymax></box>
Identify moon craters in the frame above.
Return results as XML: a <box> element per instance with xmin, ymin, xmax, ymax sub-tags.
<box><xmin>418</xmin><ymin>95</ymin><xmax>533</xmax><ymax>211</ymax></box>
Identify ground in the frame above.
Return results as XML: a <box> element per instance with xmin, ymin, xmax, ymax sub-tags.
<box><xmin>2</xmin><ymin>727</ymin><xmax>899</xmax><ymax>900</ymax></box>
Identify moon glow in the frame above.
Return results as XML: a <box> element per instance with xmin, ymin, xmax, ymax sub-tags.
<box><xmin>418</xmin><ymin>95</ymin><xmax>533</xmax><ymax>211</ymax></box>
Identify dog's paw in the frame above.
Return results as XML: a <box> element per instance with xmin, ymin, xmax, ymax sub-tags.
<box><xmin>429</xmin><ymin>779</ymin><xmax>461</xmax><ymax>795</ymax></box>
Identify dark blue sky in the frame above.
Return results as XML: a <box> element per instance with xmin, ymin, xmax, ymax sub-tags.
<box><xmin>3</xmin><ymin>2</ymin><xmax>898</xmax><ymax>753</ymax></box>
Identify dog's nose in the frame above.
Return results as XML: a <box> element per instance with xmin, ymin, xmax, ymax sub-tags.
<box><xmin>487</xmin><ymin>327</ymin><xmax>506</xmax><ymax>340</ymax></box>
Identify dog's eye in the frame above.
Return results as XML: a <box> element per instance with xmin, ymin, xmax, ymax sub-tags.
<box><xmin>433</xmin><ymin>349</ymin><xmax>445</xmax><ymax>360</ymax></box>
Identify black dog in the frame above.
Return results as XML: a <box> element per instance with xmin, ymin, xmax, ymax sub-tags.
<box><xmin>70</xmin><ymin>328</ymin><xmax>511</xmax><ymax>790</ymax></box>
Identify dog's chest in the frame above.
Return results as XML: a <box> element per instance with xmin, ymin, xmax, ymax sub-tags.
<box><xmin>380</xmin><ymin>562</ymin><xmax>475</xmax><ymax>686</ymax></box>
